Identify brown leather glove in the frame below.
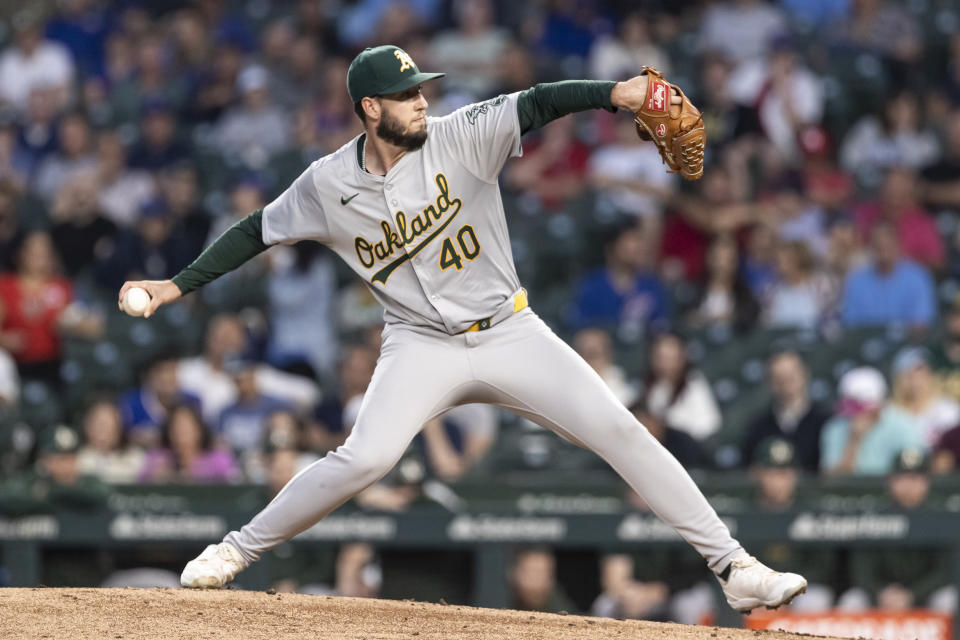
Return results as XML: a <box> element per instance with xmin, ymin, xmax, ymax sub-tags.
<box><xmin>633</xmin><ymin>66</ymin><xmax>705</xmax><ymax>180</ymax></box>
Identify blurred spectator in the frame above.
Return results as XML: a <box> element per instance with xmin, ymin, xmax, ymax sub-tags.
<box><xmin>0</xmin><ymin>425</ymin><xmax>109</xmax><ymax>514</ymax></box>
<box><xmin>157</xmin><ymin>162</ymin><xmax>210</xmax><ymax>259</ymax></box>
<box><xmin>697</xmin><ymin>56</ymin><xmax>753</xmax><ymax>154</ymax></box>
<box><xmin>742</xmin><ymin>222</ymin><xmax>779</xmax><ymax>298</ymax></box>
<box><xmin>177</xmin><ymin>313</ymin><xmax>319</xmax><ymax>426</ymax></box>
<box><xmin>339</xmin><ymin>0</ymin><xmax>435</xmax><ymax>48</ymax></box>
<box><xmin>93</xmin><ymin>198</ymin><xmax>195</xmax><ymax>291</ymax></box>
<box><xmin>139</xmin><ymin>404</ymin><xmax>239</xmax><ymax>484</ymax></box>
<box><xmin>32</xmin><ymin>111</ymin><xmax>98</xmax><ymax>201</ymax></box>
<box><xmin>840</xmin><ymin>222</ymin><xmax>935</xmax><ymax>330</ymax></box>
<box><xmin>589</xmin><ymin>114</ymin><xmax>676</xmax><ymax>222</ymax></box>
<box><xmin>639</xmin><ymin>333</ymin><xmax>721</xmax><ymax>441</ymax></box>
<box><xmin>853</xmin><ymin>167</ymin><xmax>943</xmax><ymax>270</ymax></box>
<box><xmin>188</xmin><ymin>41</ymin><xmax>244</xmax><ymax>124</ymax></box>
<box><xmin>310</xmin><ymin>344</ymin><xmax>379</xmax><ymax>453</ymax></box>
<box><xmin>800</xmin><ymin>127</ymin><xmax>855</xmax><ymax>218</ymax></box>
<box><xmin>662</xmin><ymin>166</ymin><xmax>759</xmax><ymax>282</ymax></box>
<box><xmin>741</xmin><ymin>351</ymin><xmax>830</xmax><ymax>472</ymax></box>
<box><xmin>533</xmin><ymin>0</ymin><xmax>598</xmax><ymax>60</ymax></box>
<box><xmin>429</xmin><ymin>0</ymin><xmax>509</xmax><ymax>100</ymax></box>
<box><xmin>94</xmin><ymin>131</ymin><xmax>156</xmax><ymax>228</ymax></box>
<box><xmin>573</xmin><ymin>327</ymin><xmax>636</xmax><ymax>406</ymax></box>
<box><xmin>751</xmin><ymin>437</ymin><xmax>800</xmax><ymax>511</ymax></box>
<box><xmin>421</xmin><ymin>403</ymin><xmax>498</xmax><ymax>482</ymax></box>
<box><xmin>827</xmin><ymin>0</ymin><xmax>922</xmax><ymax>67</ymax></box>
<box><xmin>841</xmin><ymin>92</ymin><xmax>939</xmax><ymax>188</ymax></box>
<box><xmin>825</xmin><ymin>217</ymin><xmax>867</xmax><ymax>286</ymax></box>
<box><xmin>589</xmin><ymin>12</ymin><xmax>669</xmax><ymax>81</ymax></box>
<box><xmin>766</xmin><ymin>174</ymin><xmax>829</xmax><ymax>257</ymax></box>
<box><xmin>491</xmin><ymin>41</ymin><xmax>536</xmax><ymax>96</ymax></box>
<box><xmin>216</xmin><ymin>357</ymin><xmax>290</xmax><ymax>458</ymax></box>
<box><xmin>0</xmin><ymin>8</ymin><xmax>75</xmax><ymax>115</ymax></box>
<box><xmin>242</xmin><ymin>409</ymin><xmax>319</xmax><ymax>485</ymax></box>
<box><xmin>505</xmin><ymin>116</ymin><xmax>590</xmax><ymax>212</ymax></box>
<box><xmin>763</xmin><ymin>240</ymin><xmax>833</xmax><ymax>329</ymax></box>
<box><xmin>0</xmin><ymin>115</ymin><xmax>34</xmax><ymax>191</ymax></box>
<box><xmin>45</xmin><ymin>0</ymin><xmax>109</xmax><ymax>78</ymax></box>
<box><xmin>931</xmin><ymin>298</ymin><xmax>960</xmax><ymax>404</ymax></box>
<box><xmin>509</xmin><ymin>547</ymin><xmax>576</xmax><ymax>614</ymax></box>
<box><xmin>257</xmin><ymin>20</ymin><xmax>295</xmax><ymax>92</ymax></box>
<box><xmin>170</xmin><ymin>8</ymin><xmax>213</xmax><ymax>73</ymax></box>
<box><xmin>889</xmin><ymin>347</ymin><xmax>960</xmax><ymax>448</ymax></box>
<box><xmin>129</xmin><ymin>100</ymin><xmax>188</xmax><ymax>171</ymax></box>
<box><xmin>0</xmin><ymin>230</ymin><xmax>101</xmax><ymax>387</ymax></box>
<box><xmin>19</xmin><ymin>86</ymin><xmax>60</xmax><ymax>159</ymax></box>
<box><xmin>270</xmin><ymin>105</ymin><xmax>326</xmax><ymax>187</ymax></box>
<box><xmin>76</xmin><ymin>397</ymin><xmax>145</xmax><ymax>484</ymax></box>
<box><xmin>699</xmin><ymin>0</ymin><xmax>787</xmax><ymax>64</ymax></box>
<box><xmin>568</xmin><ymin>218</ymin><xmax>667</xmax><ymax>339</ymax></box>
<box><xmin>821</xmin><ymin>367</ymin><xmax>926</xmax><ymax>475</ymax></box>
<box><xmin>110</xmin><ymin>34</ymin><xmax>188</xmax><ymax>126</ymax></box>
<box><xmin>202</xmin><ymin>178</ymin><xmax>269</xmax><ymax>309</ymax></box>
<box><xmin>118</xmin><ymin>351</ymin><xmax>201</xmax><ymax>448</ymax></box>
<box><xmin>177</xmin><ymin>313</ymin><xmax>248</xmax><ymax>424</ymax></box>
<box><xmin>0</xmin><ymin>346</ymin><xmax>18</xmax><ymax>407</ymax></box>
<box><xmin>276</xmin><ymin>34</ymin><xmax>324</xmax><ymax>112</ymax></box>
<box><xmin>686</xmin><ymin>234</ymin><xmax>759</xmax><ymax>333</ymax></box>
<box><xmin>727</xmin><ymin>35</ymin><xmax>824</xmax><ymax>161</ymax></box>
<box><xmin>265</xmin><ymin>243</ymin><xmax>339</xmax><ymax>380</ymax></box>
<box><xmin>843</xmin><ymin>450</ymin><xmax>956</xmax><ymax>614</ymax></box>
<box><xmin>213</xmin><ymin>65</ymin><xmax>290</xmax><ymax>169</ymax></box>
<box><xmin>0</xmin><ymin>179</ymin><xmax>25</xmax><ymax>271</ymax></box>
<box><xmin>591</xmin><ymin>553</ymin><xmax>670</xmax><ymax>621</ymax></box>
<box><xmin>631</xmin><ymin>405</ymin><xmax>710</xmax><ymax>471</ymax></box>
<box><xmin>49</xmin><ymin>169</ymin><xmax>117</xmax><ymax>275</ymax></box>
<box><xmin>313</xmin><ymin>57</ymin><xmax>361</xmax><ymax>153</ymax></box>
<box><xmin>921</xmin><ymin>108</ymin><xmax>960</xmax><ymax>210</ymax></box>
<box><xmin>780</xmin><ymin>0</ymin><xmax>850</xmax><ymax>28</ymax></box>
<box><xmin>933</xmin><ymin>424</ymin><xmax>960</xmax><ymax>474</ymax></box>
<box><xmin>101</xmin><ymin>31</ymin><xmax>135</xmax><ymax>88</ymax></box>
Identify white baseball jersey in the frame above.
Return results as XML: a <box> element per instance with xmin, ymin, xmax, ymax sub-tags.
<box><xmin>261</xmin><ymin>93</ymin><xmax>524</xmax><ymax>334</ymax></box>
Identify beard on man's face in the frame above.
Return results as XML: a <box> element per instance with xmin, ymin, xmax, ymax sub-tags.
<box><xmin>376</xmin><ymin>109</ymin><xmax>427</xmax><ymax>150</ymax></box>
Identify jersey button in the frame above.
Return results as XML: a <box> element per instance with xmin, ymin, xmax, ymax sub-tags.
<box><xmin>385</xmin><ymin>184</ymin><xmax>393</xmax><ymax>190</ymax></box>
<box><xmin>431</xmin><ymin>294</ymin><xmax>439</xmax><ymax>301</ymax></box>
<box><xmin>391</xmin><ymin>200</ymin><xmax>398</xmax><ymax>206</ymax></box>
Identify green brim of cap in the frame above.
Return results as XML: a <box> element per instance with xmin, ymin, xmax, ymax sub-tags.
<box><xmin>378</xmin><ymin>71</ymin><xmax>445</xmax><ymax>97</ymax></box>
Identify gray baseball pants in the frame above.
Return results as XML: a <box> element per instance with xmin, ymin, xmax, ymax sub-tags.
<box><xmin>224</xmin><ymin>309</ymin><xmax>743</xmax><ymax>570</ymax></box>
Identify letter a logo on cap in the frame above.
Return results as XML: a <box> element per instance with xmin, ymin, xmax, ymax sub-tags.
<box><xmin>394</xmin><ymin>49</ymin><xmax>414</xmax><ymax>72</ymax></box>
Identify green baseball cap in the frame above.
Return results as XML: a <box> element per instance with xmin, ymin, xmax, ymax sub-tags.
<box><xmin>754</xmin><ymin>437</ymin><xmax>797</xmax><ymax>469</ymax></box>
<box><xmin>38</xmin><ymin>425</ymin><xmax>81</xmax><ymax>455</ymax></box>
<box><xmin>347</xmin><ymin>45</ymin><xmax>444</xmax><ymax>103</ymax></box>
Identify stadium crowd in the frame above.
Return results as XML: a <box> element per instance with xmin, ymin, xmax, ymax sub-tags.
<box><xmin>1</xmin><ymin>0</ymin><xmax>960</xmax><ymax>621</ymax></box>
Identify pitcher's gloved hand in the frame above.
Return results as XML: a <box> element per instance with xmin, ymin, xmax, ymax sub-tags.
<box><xmin>632</xmin><ymin>66</ymin><xmax>706</xmax><ymax>180</ymax></box>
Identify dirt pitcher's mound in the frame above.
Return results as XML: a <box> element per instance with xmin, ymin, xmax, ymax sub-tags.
<box><xmin>0</xmin><ymin>588</ymin><xmax>843</xmax><ymax>640</ymax></box>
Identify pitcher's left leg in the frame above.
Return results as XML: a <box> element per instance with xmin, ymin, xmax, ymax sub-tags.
<box><xmin>471</xmin><ymin>313</ymin><xmax>740</xmax><ymax>569</ymax></box>
<box><xmin>469</xmin><ymin>311</ymin><xmax>806</xmax><ymax>612</ymax></box>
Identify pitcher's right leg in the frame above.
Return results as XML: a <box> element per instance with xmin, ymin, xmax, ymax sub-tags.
<box><xmin>181</xmin><ymin>325</ymin><xmax>473</xmax><ymax>587</ymax></box>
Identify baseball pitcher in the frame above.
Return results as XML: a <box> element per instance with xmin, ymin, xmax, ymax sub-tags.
<box><xmin>119</xmin><ymin>45</ymin><xmax>803</xmax><ymax>613</ymax></box>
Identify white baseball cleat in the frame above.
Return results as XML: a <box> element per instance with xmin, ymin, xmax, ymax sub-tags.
<box><xmin>180</xmin><ymin>543</ymin><xmax>248</xmax><ymax>588</ymax></box>
<box><xmin>716</xmin><ymin>555</ymin><xmax>807</xmax><ymax>613</ymax></box>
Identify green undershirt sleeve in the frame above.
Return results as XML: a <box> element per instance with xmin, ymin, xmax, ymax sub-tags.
<box><xmin>516</xmin><ymin>80</ymin><xmax>618</xmax><ymax>134</ymax></box>
<box><xmin>171</xmin><ymin>209</ymin><xmax>269</xmax><ymax>295</ymax></box>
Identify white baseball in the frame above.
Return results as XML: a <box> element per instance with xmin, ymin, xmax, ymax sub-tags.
<box><xmin>122</xmin><ymin>286</ymin><xmax>151</xmax><ymax>317</ymax></box>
